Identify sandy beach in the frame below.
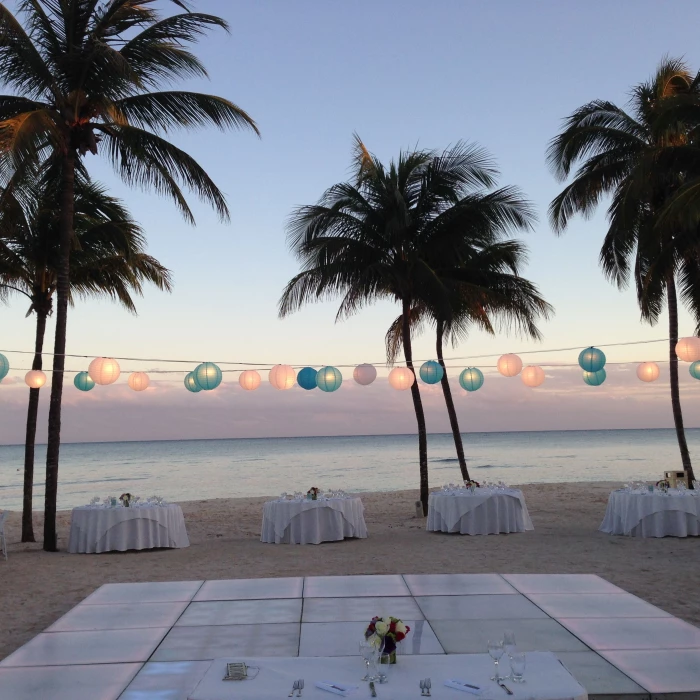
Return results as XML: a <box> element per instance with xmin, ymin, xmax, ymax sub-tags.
<box><xmin>1</xmin><ymin>481</ymin><xmax>699</xmax><ymax>662</ymax></box>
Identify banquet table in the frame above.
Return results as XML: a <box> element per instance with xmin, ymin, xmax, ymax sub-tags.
<box><xmin>260</xmin><ymin>496</ymin><xmax>368</xmax><ymax>545</ymax></box>
<box><xmin>187</xmin><ymin>652</ymin><xmax>587</xmax><ymax>700</ymax></box>
<box><xmin>67</xmin><ymin>503</ymin><xmax>190</xmax><ymax>553</ymax></box>
<box><xmin>427</xmin><ymin>487</ymin><xmax>534</xmax><ymax>535</ymax></box>
<box><xmin>599</xmin><ymin>488</ymin><xmax>700</xmax><ymax>537</ymax></box>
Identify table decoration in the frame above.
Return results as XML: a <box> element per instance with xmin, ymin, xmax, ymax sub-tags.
<box><xmin>656</xmin><ymin>479</ymin><xmax>670</xmax><ymax>493</ymax></box>
<box><xmin>365</xmin><ymin>616</ymin><xmax>410</xmax><ymax>664</ymax></box>
<box><xmin>307</xmin><ymin>486</ymin><xmax>320</xmax><ymax>501</ymax></box>
<box><xmin>119</xmin><ymin>492</ymin><xmax>133</xmax><ymax>507</ymax></box>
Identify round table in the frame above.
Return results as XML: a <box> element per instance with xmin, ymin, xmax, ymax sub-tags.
<box><xmin>67</xmin><ymin>503</ymin><xmax>190</xmax><ymax>553</ymax></box>
<box><xmin>427</xmin><ymin>488</ymin><xmax>534</xmax><ymax>535</ymax></box>
<box><xmin>260</xmin><ymin>496</ymin><xmax>368</xmax><ymax>544</ymax></box>
<box><xmin>599</xmin><ymin>488</ymin><xmax>700</xmax><ymax>537</ymax></box>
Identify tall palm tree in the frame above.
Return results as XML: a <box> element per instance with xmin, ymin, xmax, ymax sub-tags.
<box><xmin>0</xmin><ymin>170</ymin><xmax>172</xmax><ymax>542</ymax></box>
<box><xmin>548</xmin><ymin>57</ymin><xmax>698</xmax><ymax>485</ymax></box>
<box><xmin>0</xmin><ymin>0</ymin><xmax>258</xmax><ymax>550</ymax></box>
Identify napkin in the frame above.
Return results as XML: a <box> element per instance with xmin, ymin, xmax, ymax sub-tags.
<box><xmin>315</xmin><ymin>681</ymin><xmax>359</xmax><ymax>696</ymax></box>
<box><xmin>444</xmin><ymin>679</ymin><xmax>482</xmax><ymax>694</ymax></box>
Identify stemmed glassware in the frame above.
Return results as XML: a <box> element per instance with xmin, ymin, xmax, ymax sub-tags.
<box><xmin>487</xmin><ymin>639</ymin><xmax>504</xmax><ymax>681</ymax></box>
<box><xmin>359</xmin><ymin>640</ymin><xmax>374</xmax><ymax>681</ymax></box>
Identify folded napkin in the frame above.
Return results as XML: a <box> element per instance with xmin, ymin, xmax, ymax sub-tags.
<box><xmin>315</xmin><ymin>681</ymin><xmax>359</xmax><ymax>696</ymax></box>
<box><xmin>444</xmin><ymin>679</ymin><xmax>482</xmax><ymax>695</ymax></box>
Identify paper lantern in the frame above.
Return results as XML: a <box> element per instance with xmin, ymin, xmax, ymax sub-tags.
<box><xmin>317</xmin><ymin>366</ymin><xmax>342</xmax><ymax>392</ymax></box>
<box><xmin>459</xmin><ymin>367</ymin><xmax>484</xmax><ymax>392</ymax></box>
<box><xmin>578</xmin><ymin>347</ymin><xmax>606</xmax><ymax>372</ymax></box>
<box><xmin>0</xmin><ymin>353</ymin><xmax>8</xmax><ymax>381</ymax></box>
<box><xmin>521</xmin><ymin>365</ymin><xmax>545</xmax><ymax>388</ymax></box>
<box><xmin>497</xmin><ymin>354</ymin><xmax>522</xmax><ymax>377</ymax></box>
<box><xmin>675</xmin><ymin>337</ymin><xmax>700</xmax><ymax>362</ymax></box>
<box><xmin>88</xmin><ymin>357</ymin><xmax>121</xmax><ymax>385</ymax></box>
<box><xmin>583</xmin><ymin>369</ymin><xmax>606</xmax><ymax>386</ymax></box>
<box><xmin>419</xmin><ymin>360</ymin><xmax>444</xmax><ymax>384</ymax></box>
<box><xmin>637</xmin><ymin>362</ymin><xmax>660</xmax><ymax>383</ymax></box>
<box><xmin>297</xmin><ymin>367</ymin><xmax>318</xmax><ymax>391</ymax></box>
<box><xmin>353</xmin><ymin>363</ymin><xmax>377</xmax><ymax>386</ymax></box>
<box><xmin>690</xmin><ymin>362</ymin><xmax>700</xmax><ymax>380</ymax></box>
<box><xmin>184</xmin><ymin>372</ymin><xmax>202</xmax><ymax>393</ymax></box>
<box><xmin>25</xmin><ymin>370</ymin><xmax>46</xmax><ymax>388</ymax></box>
<box><xmin>239</xmin><ymin>370</ymin><xmax>261</xmax><ymax>391</ymax></box>
<box><xmin>74</xmin><ymin>371</ymin><xmax>95</xmax><ymax>392</ymax></box>
<box><xmin>269</xmin><ymin>364</ymin><xmax>296</xmax><ymax>390</ymax></box>
<box><xmin>128</xmin><ymin>372</ymin><xmax>149</xmax><ymax>392</ymax></box>
<box><xmin>389</xmin><ymin>367</ymin><xmax>414</xmax><ymax>390</ymax></box>
<box><xmin>193</xmin><ymin>362</ymin><xmax>222</xmax><ymax>390</ymax></box>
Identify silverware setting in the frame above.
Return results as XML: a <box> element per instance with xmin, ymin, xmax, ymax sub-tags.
<box><xmin>498</xmin><ymin>679</ymin><xmax>514</xmax><ymax>695</ymax></box>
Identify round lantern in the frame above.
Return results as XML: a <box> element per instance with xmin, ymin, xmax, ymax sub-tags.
<box><xmin>317</xmin><ymin>366</ymin><xmax>342</xmax><ymax>392</ymax></box>
<box><xmin>88</xmin><ymin>357</ymin><xmax>121</xmax><ymax>385</ymax></box>
<box><xmin>497</xmin><ymin>354</ymin><xmax>523</xmax><ymax>377</ymax></box>
<box><xmin>583</xmin><ymin>369</ymin><xmax>606</xmax><ymax>386</ymax></box>
<box><xmin>675</xmin><ymin>337</ymin><xmax>700</xmax><ymax>362</ymax></box>
<box><xmin>128</xmin><ymin>372</ymin><xmax>149</xmax><ymax>392</ymax></box>
<box><xmin>389</xmin><ymin>367</ymin><xmax>415</xmax><ymax>390</ymax></box>
<box><xmin>420</xmin><ymin>360</ymin><xmax>444</xmax><ymax>384</ymax></box>
<box><xmin>0</xmin><ymin>353</ymin><xmax>9</xmax><ymax>381</ymax></box>
<box><xmin>25</xmin><ymin>370</ymin><xmax>46</xmax><ymax>388</ymax></box>
<box><xmin>184</xmin><ymin>372</ymin><xmax>202</xmax><ymax>393</ymax></box>
<box><xmin>578</xmin><ymin>347</ymin><xmax>606</xmax><ymax>372</ymax></box>
<box><xmin>74</xmin><ymin>371</ymin><xmax>95</xmax><ymax>392</ymax></box>
<box><xmin>297</xmin><ymin>367</ymin><xmax>318</xmax><ymax>391</ymax></box>
<box><xmin>637</xmin><ymin>362</ymin><xmax>660</xmax><ymax>383</ymax></box>
<box><xmin>269</xmin><ymin>364</ymin><xmax>296</xmax><ymax>390</ymax></box>
<box><xmin>239</xmin><ymin>370</ymin><xmax>261</xmax><ymax>391</ymax></box>
<box><xmin>459</xmin><ymin>367</ymin><xmax>484</xmax><ymax>392</ymax></box>
<box><xmin>521</xmin><ymin>365</ymin><xmax>545</xmax><ymax>388</ymax></box>
<box><xmin>353</xmin><ymin>363</ymin><xmax>377</xmax><ymax>386</ymax></box>
<box><xmin>690</xmin><ymin>362</ymin><xmax>700</xmax><ymax>380</ymax></box>
<box><xmin>193</xmin><ymin>362</ymin><xmax>222</xmax><ymax>390</ymax></box>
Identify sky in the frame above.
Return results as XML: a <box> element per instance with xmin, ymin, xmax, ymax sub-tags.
<box><xmin>3</xmin><ymin>0</ymin><xmax>700</xmax><ymax>444</ymax></box>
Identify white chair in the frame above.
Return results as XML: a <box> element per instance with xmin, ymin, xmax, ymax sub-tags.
<box><xmin>0</xmin><ymin>511</ymin><xmax>8</xmax><ymax>560</ymax></box>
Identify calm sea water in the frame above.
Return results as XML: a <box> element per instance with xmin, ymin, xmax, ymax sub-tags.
<box><xmin>0</xmin><ymin>429</ymin><xmax>697</xmax><ymax>511</ymax></box>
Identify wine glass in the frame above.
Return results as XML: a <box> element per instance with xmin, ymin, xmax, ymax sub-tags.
<box><xmin>509</xmin><ymin>652</ymin><xmax>526</xmax><ymax>683</ymax></box>
<box><xmin>487</xmin><ymin>639</ymin><xmax>504</xmax><ymax>681</ymax></box>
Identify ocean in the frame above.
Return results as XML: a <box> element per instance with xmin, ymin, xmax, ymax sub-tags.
<box><xmin>0</xmin><ymin>429</ymin><xmax>696</xmax><ymax>511</ymax></box>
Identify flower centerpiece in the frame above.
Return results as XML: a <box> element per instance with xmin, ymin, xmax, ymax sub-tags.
<box><xmin>307</xmin><ymin>486</ymin><xmax>320</xmax><ymax>501</ymax></box>
<box><xmin>119</xmin><ymin>492</ymin><xmax>133</xmax><ymax>507</ymax></box>
<box><xmin>656</xmin><ymin>479</ymin><xmax>670</xmax><ymax>493</ymax></box>
<box><xmin>365</xmin><ymin>616</ymin><xmax>410</xmax><ymax>664</ymax></box>
<box><xmin>464</xmin><ymin>479</ymin><xmax>480</xmax><ymax>493</ymax></box>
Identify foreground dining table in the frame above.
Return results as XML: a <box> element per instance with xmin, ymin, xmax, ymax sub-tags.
<box><xmin>67</xmin><ymin>503</ymin><xmax>190</xmax><ymax>553</ymax></box>
<box><xmin>260</xmin><ymin>496</ymin><xmax>368</xmax><ymax>544</ymax></box>
<box><xmin>427</xmin><ymin>487</ymin><xmax>534</xmax><ymax>535</ymax></box>
<box><xmin>599</xmin><ymin>488</ymin><xmax>700</xmax><ymax>537</ymax></box>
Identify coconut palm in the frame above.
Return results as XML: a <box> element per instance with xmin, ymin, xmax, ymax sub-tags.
<box><xmin>0</xmin><ymin>169</ymin><xmax>172</xmax><ymax>542</ymax></box>
<box><xmin>547</xmin><ymin>57</ymin><xmax>699</xmax><ymax>485</ymax></box>
<box><xmin>0</xmin><ymin>0</ymin><xmax>258</xmax><ymax>549</ymax></box>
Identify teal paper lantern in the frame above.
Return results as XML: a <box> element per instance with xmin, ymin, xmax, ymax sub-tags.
<box><xmin>459</xmin><ymin>367</ymin><xmax>484</xmax><ymax>392</ymax></box>
<box><xmin>578</xmin><ymin>347</ymin><xmax>606</xmax><ymax>372</ymax></box>
<box><xmin>316</xmin><ymin>366</ymin><xmax>342</xmax><ymax>392</ymax></box>
<box><xmin>690</xmin><ymin>361</ymin><xmax>700</xmax><ymax>380</ymax></box>
<box><xmin>420</xmin><ymin>360</ymin><xmax>444</xmax><ymax>384</ymax></box>
<box><xmin>0</xmin><ymin>353</ymin><xmax>8</xmax><ymax>381</ymax></box>
<box><xmin>184</xmin><ymin>372</ymin><xmax>202</xmax><ymax>393</ymax></box>
<box><xmin>583</xmin><ymin>369</ymin><xmax>606</xmax><ymax>386</ymax></box>
<box><xmin>297</xmin><ymin>367</ymin><xmax>318</xmax><ymax>390</ymax></box>
<box><xmin>74</xmin><ymin>371</ymin><xmax>95</xmax><ymax>392</ymax></box>
<box><xmin>193</xmin><ymin>362</ymin><xmax>222</xmax><ymax>390</ymax></box>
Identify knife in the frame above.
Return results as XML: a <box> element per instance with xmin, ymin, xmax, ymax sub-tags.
<box><xmin>369</xmin><ymin>680</ymin><xmax>377</xmax><ymax>697</ymax></box>
<box><xmin>498</xmin><ymin>680</ymin><xmax>514</xmax><ymax>696</ymax></box>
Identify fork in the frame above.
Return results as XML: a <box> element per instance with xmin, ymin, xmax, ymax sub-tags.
<box><xmin>297</xmin><ymin>678</ymin><xmax>304</xmax><ymax>697</ymax></box>
<box><xmin>288</xmin><ymin>680</ymin><xmax>298</xmax><ymax>697</ymax></box>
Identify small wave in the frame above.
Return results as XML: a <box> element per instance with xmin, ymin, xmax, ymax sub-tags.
<box><xmin>432</xmin><ymin>458</ymin><xmax>460</xmax><ymax>463</ymax></box>
<box><xmin>59</xmin><ymin>476</ymin><xmax>150</xmax><ymax>486</ymax></box>
<box><xmin>473</xmin><ymin>464</ymin><xmax>537</xmax><ymax>469</ymax></box>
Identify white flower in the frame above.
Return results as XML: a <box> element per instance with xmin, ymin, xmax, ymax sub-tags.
<box><xmin>395</xmin><ymin>622</ymin><xmax>407</xmax><ymax>635</ymax></box>
<box><xmin>374</xmin><ymin>620</ymin><xmax>389</xmax><ymax>635</ymax></box>
<box><xmin>368</xmin><ymin>633</ymin><xmax>382</xmax><ymax>648</ymax></box>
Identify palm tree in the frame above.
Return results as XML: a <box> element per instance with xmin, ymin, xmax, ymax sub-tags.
<box><xmin>0</xmin><ymin>0</ymin><xmax>258</xmax><ymax>550</ymax></box>
<box><xmin>0</xmin><ymin>170</ymin><xmax>172</xmax><ymax>542</ymax></box>
<box><xmin>548</xmin><ymin>57</ymin><xmax>698</xmax><ymax>485</ymax></box>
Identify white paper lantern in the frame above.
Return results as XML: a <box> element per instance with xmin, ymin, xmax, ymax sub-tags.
<box><xmin>388</xmin><ymin>366</ymin><xmax>415</xmax><ymax>390</ymax></box>
<box><xmin>269</xmin><ymin>364</ymin><xmax>296</xmax><ymax>390</ymax></box>
<box><xmin>239</xmin><ymin>370</ymin><xmax>261</xmax><ymax>391</ymax></box>
<box><xmin>637</xmin><ymin>362</ymin><xmax>660</xmax><ymax>382</ymax></box>
<box><xmin>353</xmin><ymin>363</ymin><xmax>377</xmax><ymax>386</ymax></box>
<box><xmin>25</xmin><ymin>370</ymin><xmax>46</xmax><ymax>388</ymax></box>
<box><xmin>521</xmin><ymin>365</ymin><xmax>545</xmax><ymax>388</ymax></box>
<box><xmin>497</xmin><ymin>353</ymin><xmax>523</xmax><ymax>377</ymax></box>
<box><xmin>88</xmin><ymin>357</ymin><xmax>121</xmax><ymax>385</ymax></box>
<box><xmin>128</xmin><ymin>372</ymin><xmax>149</xmax><ymax>391</ymax></box>
<box><xmin>675</xmin><ymin>337</ymin><xmax>700</xmax><ymax>362</ymax></box>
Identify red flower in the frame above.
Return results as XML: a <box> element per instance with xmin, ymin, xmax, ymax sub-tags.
<box><xmin>389</xmin><ymin>621</ymin><xmax>397</xmax><ymax>633</ymax></box>
<box><xmin>395</xmin><ymin>632</ymin><xmax>405</xmax><ymax>642</ymax></box>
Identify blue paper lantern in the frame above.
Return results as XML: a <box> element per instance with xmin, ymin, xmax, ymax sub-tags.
<box><xmin>420</xmin><ymin>360</ymin><xmax>444</xmax><ymax>384</ymax></box>
<box><xmin>74</xmin><ymin>371</ymin><xmax>95</xmax><ymax>392</ymax></box>
<box><xmin>316</xmin><ymin>366</ymin><xmax>342</xmax><ymax>392</ymax></box>
<box><xmin>193</xmin><ymin>362</ymin><xmax>222</xmax><ymax>390</ymax></box>
<box><xmin>690</xmin><ymin>361</ymin><xmax>700</xmax><ymax>380</ymax></box>
<box><xmin>583</xmin><ymin>369</ymin><xmax>606</xmax><ymax>386</ymax></box>
<box><xmin>184</xmin><ymin>372</ymin><xmax>202</xmax><ymax>393</ymax></box>
<box><xmin>0</xmin><ymin>353</ymin><xmax>8</xmax><ymax>381</ymax></box>
<box><xmin>297</xmin><ymin>367</ymin><xmax>318</xmax><ymax>390</ymax></box>
<box><xmin>578</xmin><ymin>347</ymin><xmax>606</xmax><ymax>372</ymax></box>
<box><xmin>459</xmin><ymin>367</ymin><xmax>484</xmax><ymax>392</ymax></box>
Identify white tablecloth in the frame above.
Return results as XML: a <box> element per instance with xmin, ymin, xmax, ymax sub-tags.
<box><xmin>427</xmin><ymin>488</ymin><xmax>534</xmax><ymax>535</ymax></box>
<box><xmin>599</xmin><ymin>489</ymin><xmax>700</xmax><ymax>537</ymax></box>
<box><xmin>188</xmin><ymin>653</ymin><xmax>586</xmax><ymax>700</ymax></box>
<box><xmin>260</xmin><ymin>497</ymin><xmax>368</xmax><ymax>544</ymax></box>
<box><xmin>68</xmin><ymin>504</ymin><xmax>190</xmax><ymax>553</ymax></box>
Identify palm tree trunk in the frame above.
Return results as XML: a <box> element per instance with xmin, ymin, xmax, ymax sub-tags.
<box><xmin>21</xmin><ymin>309</ymin><xmax>47</xmax><ymax>542</ymax></box>
<box><xmin>667</xmin><ymin>273</ymin><xmax>695</xmax><ymax>487</ymax></box>
<box><xmin>43</xmin><ymin>153</ymin><xmax>76</xmax><ymax>551</ymax></box>
<box><xmin>436</xmin><ymin>321</ymin><xmax>469</xmax><ymax>482</ymax></box>
<box><xmin>402</xmin><ymin>299</ymin><xmax>430</xmax><ymax>515</ymax></box>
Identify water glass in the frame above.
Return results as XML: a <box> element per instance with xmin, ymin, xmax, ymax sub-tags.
<box><xmin>359</xmin><ymin>640</ymin><xmax>374</xmax><ymax>681</ymax></box>
<box><xmin>509</xmin><ymin>652</ymin><xmax>526</xmax><ymax>683</ymax></box>
<box><xmin>487</xmin><ymin>639</ymin><xmax>504</xmax><ymax>681</ymax></box>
